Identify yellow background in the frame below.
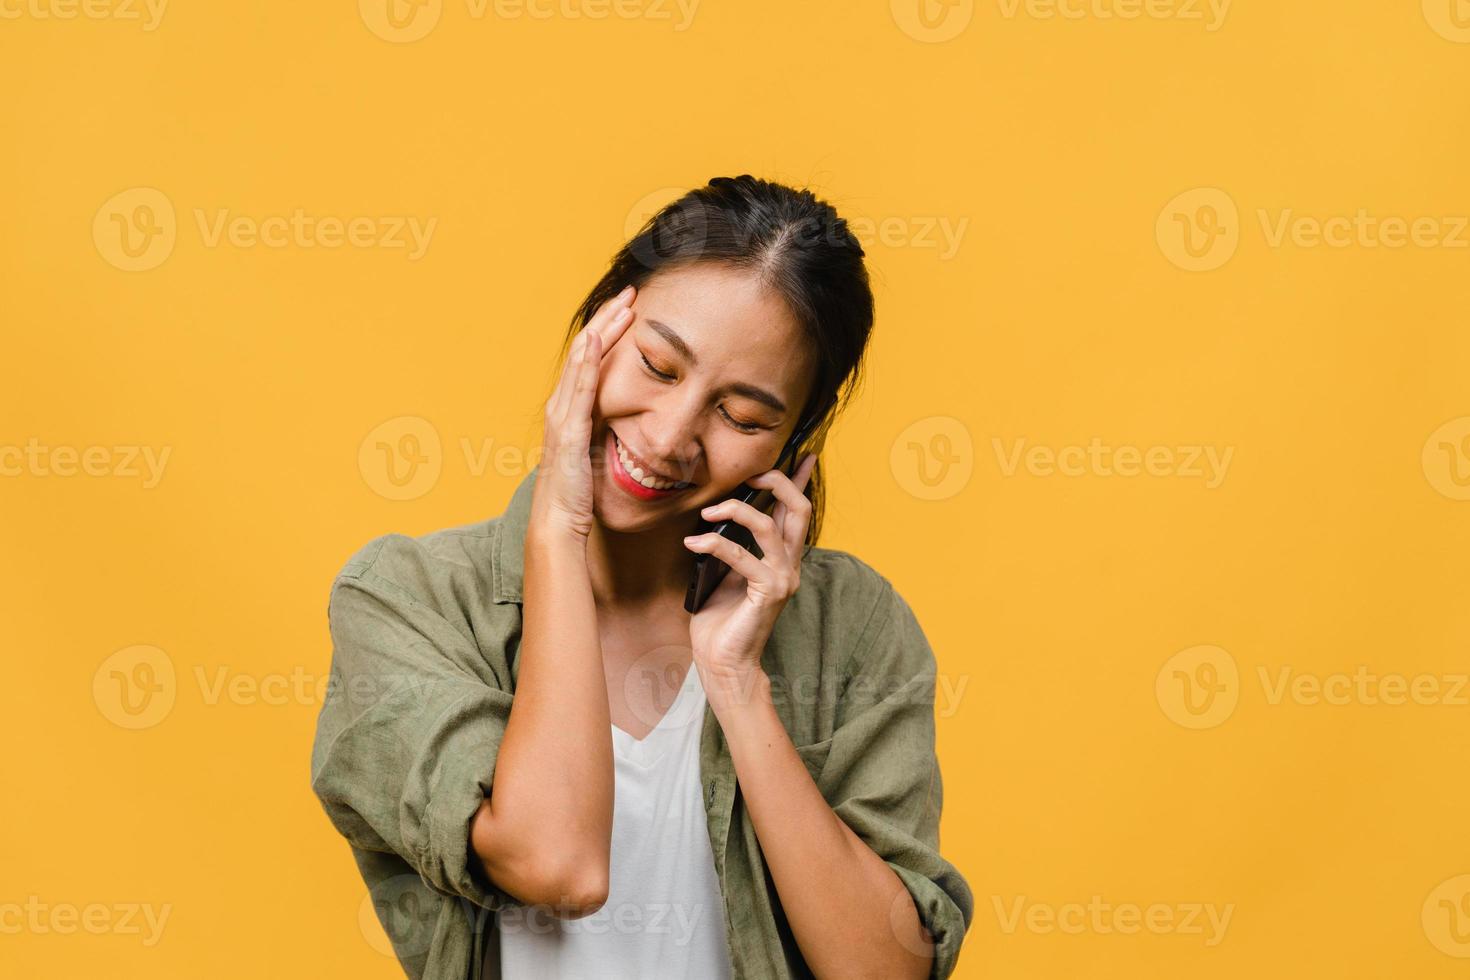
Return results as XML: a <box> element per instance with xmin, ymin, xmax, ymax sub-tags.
<box><xmin>4</xmin><ymin>0</ymin><xmax>1470</xmax><ymax>976</ymax></box>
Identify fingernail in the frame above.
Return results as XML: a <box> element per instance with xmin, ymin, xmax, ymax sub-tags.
<box><xmin>617</xmin><ymin>284</ymin><xmax>634</xmax><ymax>301</ymax></box>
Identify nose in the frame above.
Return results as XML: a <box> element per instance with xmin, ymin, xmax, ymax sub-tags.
<box><xmin>639</xmin><ymin>434</ymin><xmax>701</xmax><ymax>484</ymax></box>
<box><xmin>639</xmin><ymin>402</ymin><xmax>703</xmax><ymax>483</ymax></box>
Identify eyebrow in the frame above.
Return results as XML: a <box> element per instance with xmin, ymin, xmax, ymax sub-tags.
<box><xmin>644</xmin><ymin>318</ymin><xmax>788</xmax><ymax>415</ymax></box>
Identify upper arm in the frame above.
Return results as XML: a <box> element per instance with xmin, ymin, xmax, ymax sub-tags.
<box><xmin>816</xmin><ymin>572</ymin><xmax>975</xmax><ymax>979</ymax></box>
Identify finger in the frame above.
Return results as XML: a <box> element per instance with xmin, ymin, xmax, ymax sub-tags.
<box><xmin>584</xmin><ymin>284</ymin><xmax>637</xmax><ymax>354</ymax></box>
<box><xmin>682</xmin><ymin>531</ymin><xmax>774</xmax><ymax>591</ymax></box>
<box><xmin>747</xmin><ymin>455</ymin><xmax>816</xmax><ymax>550</ymax></box>
<box><xmin>543</xmin><ymin>335</ymin><xmax>600</xmax><ymax>483</ymax></box>
<box><xmin>599</xmin><ymin>303</ymin><xmax>636</xmax><ymax>361</ymax></box>
<box><xmin>548</xmin><ymin>333</ymin><xmax>582</xmax><ymax>426</ymax></box>
<box><xmin>546</xmin><ymin>333</ymin><xmax>581</xmax><ymax>431</ymax></box>
<box><xmin>550</xmin><ymin>286</ymin><xmax>635</xmax><ymax>424</ymax></box>
<box><xmin>768</xmin><ymin>452</ymin><xmax>817</xmax><ymax>541</ymax></box>
<box><xmin>698</xmin><ymin>497</ymin><xmax>785</xmax><ymax>566</ymax></box>
<box><xmin>565</xmin><ymin>328</ymin><xmax>603</xmax><ymax>442</ymax></box>
<box><xmin>793</xmin><ymin>451</ymin><xmax>818</xmax><ymax>493</ymax></box>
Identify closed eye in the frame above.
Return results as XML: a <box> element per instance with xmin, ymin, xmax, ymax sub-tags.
<box><xmin>639</xmin><ymin>353</ymin><xmax>765</xmax><ymax>433</ymax></box>
<box><xmin>719</xmin><ymin>407</ymin><xmax>762</xmax><ymax>433</ymax></box>
<box><xmin>639</xmin><ymin>352</ymin><xmax>675</xmax><ymax>382</ymax></box>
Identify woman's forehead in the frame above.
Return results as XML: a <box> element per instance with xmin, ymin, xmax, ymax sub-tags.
<box><xmin>635</xmin><ymin>266</ymin><xmax>815</xmax><ymax>392</ymax></box>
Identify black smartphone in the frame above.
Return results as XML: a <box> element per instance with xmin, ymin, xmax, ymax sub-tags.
<box><xmin>684</xmin><ymin>412</ymin><xmax>822</xmax><ymax>613</ymax></box>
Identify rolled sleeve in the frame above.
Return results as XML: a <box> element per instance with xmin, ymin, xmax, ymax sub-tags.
<box><xmin>310</xmin><ymin>540</ymin><xmax>521</xmax><ymax>912</ymax></box>
<box><xmin>817</xmin><ymin>577</ymin><xmax>974</xmax><ymax>979</ymax></box>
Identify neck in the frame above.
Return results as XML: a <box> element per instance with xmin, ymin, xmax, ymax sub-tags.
<box><xmin>585</xmin><ymin>513</ymin><xmax>701</xmax><ymax>612</ymax></box>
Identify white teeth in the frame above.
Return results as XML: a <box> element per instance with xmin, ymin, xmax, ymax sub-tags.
<box><xmin>614</xmin><ymin>435</ymin><xmax>691</xmax><ymax>491</ymax></box>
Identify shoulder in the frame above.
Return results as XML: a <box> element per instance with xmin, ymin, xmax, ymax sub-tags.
<box><xmin>796</xmin><ymin>545</ymin><xmax>894</xmax><ymax>618</ymax></box>
<box><xmin>792</xmin><ymin>545</ymin><xmax>928</xmax><ymax>672</ymax></box>
<box><xmin>330</xmin><ymin>515</ymin><xmax>501</xmax><ymax>612</ymax></box>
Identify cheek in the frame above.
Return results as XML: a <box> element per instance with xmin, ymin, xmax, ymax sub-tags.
<box><xmin>594</xmin><ymin>353</ymin><xmax>644</xmax><ymax>416</ymax></box>
<box><xmin>705</xmin><ymin>437</ymin><xmax>775</xmax><ymax>488</ymax></box>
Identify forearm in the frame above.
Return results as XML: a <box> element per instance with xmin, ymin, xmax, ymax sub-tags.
<box><xmin>474</xmin><ymin>530</ymin><xmax>613</xmax><ymax>910</ymax></box>
<box><xmin>712</xmin><ymin>669</ymin><xmax>934</xmax><ymax>980</ymax></box>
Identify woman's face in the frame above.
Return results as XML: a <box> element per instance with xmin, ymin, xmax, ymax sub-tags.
<box><xmin>589</xmin><ymin>262</ymin><xmax>816</xmax><ymax>531</ymax></box>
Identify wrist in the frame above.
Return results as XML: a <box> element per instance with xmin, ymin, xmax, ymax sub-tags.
<box><xmin>700</xmin><ymin>664</ymin><xmax>771</xmax><ymax>719</ymax></box>
<box><xmin>526</xmin><ymin>522</ymin><xmax>588</xmax><ymax>557</ymax></box>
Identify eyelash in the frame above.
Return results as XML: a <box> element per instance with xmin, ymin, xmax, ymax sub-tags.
<box><xmin>639</xmin><ymin>353</ymin><xmax>763</xmax><ymax>433</ymax></box>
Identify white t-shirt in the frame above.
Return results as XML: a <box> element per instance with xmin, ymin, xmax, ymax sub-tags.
<box><xmin>496</xmin><ymin>664</ymin><xmax>735</xmax><ymax>979</ymax></box>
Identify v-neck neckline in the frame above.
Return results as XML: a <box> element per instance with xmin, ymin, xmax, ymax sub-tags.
<box><xmin>610</xmin><ymin>664</ymin><xmax>703</xmax><ymax>760</ymax></box>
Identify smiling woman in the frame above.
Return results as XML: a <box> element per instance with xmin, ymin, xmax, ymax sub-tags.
<box><xmin>310</xmin><ymin>174</ymin><xmax>974</xmax><ymax>980</ymax></box>
<box><xmin>562</xmin><ymin>178</ymin><xmax>874</xmax><ymax>550</ymax></box>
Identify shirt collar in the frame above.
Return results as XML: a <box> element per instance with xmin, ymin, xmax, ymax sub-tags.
<box><xmin>491</xmin><ymin>467</ymin><xmax>538</xmax><ymax>604</ymax></box>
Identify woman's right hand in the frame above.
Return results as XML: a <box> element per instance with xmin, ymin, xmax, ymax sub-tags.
<box><xmin>529</xmin><ymin>284</ymin><xmax>638</xmax><ymax>544</ymax></box>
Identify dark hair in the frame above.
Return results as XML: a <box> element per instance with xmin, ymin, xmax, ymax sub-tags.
<box><xmin>560</xmin><ymin>174</ymin><xmax>875</xmax><ymax>547</ymax></box>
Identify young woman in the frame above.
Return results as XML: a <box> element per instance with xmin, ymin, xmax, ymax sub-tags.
<box><xmin>311</xmin><ymin>175</ymin><xmax>973</xmax><ymax>980</ymax></box>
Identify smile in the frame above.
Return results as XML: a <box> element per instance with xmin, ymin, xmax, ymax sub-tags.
<box><xmin>606</xmin><ymin>430</ymin><xmax>695</xmax><ymax>499</ymax></box>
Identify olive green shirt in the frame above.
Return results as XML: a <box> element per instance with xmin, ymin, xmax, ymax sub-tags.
<box><xmin>310</xmin><ymin>467</ymin><xmax>973</xmax><ymax>979</ymax></box>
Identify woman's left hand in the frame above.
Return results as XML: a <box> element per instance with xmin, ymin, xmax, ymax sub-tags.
<box><xmin>683</xmin><ymin>452</ymin><xmax>819</xmax><ymax>707</ymax></box>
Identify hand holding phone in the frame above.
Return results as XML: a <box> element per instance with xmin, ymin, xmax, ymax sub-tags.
<box><xmin>683</xmin><ymin>412</ymin><xmax>823</xmax><ymax>613</ymax></box>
